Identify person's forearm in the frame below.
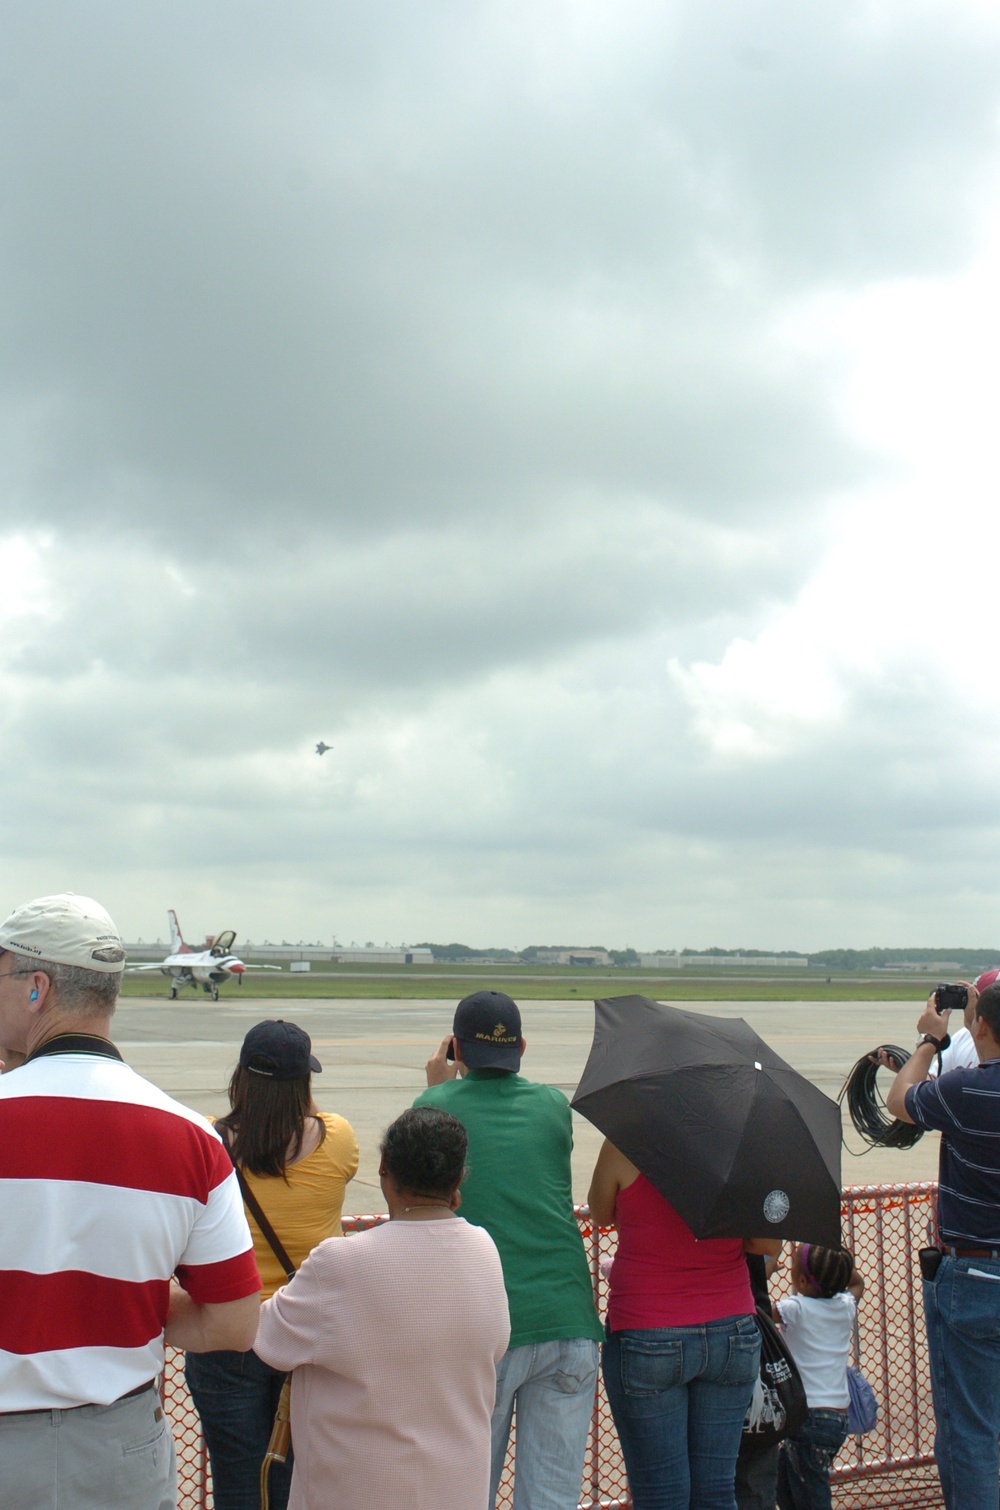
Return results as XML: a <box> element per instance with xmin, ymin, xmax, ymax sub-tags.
<box><xmin>164</xmin><ymin>1284</ymin><xmax>211</xmax><ymax>1350</ymax></box>
<box><xmin>163</xmin><ymin>1283</ymin><xmax>259</xmax><ymax>1352</ymax></box>
<box><xmin>885</xmin><ymin>1042</ymin><xmax>937</xmax><ymax>1120</ymax></box>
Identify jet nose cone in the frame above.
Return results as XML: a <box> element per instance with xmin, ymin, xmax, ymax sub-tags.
<box><xmin>230</xmin><ymin>962</ymin><xmax>245</xmax><ymax>974</ymax></box>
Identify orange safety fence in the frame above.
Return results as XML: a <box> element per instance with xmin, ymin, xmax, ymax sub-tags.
<box><xmin>164</xmin><ymin>1181</ymin><xmax>944</xmax><ymax>1510</ymax></box>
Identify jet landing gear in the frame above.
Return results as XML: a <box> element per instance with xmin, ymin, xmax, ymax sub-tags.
<box><xmin>202</xmin><ymin>982</ymin><xmax>220</xmax><ymax>1002</ymax></box>
<box><xmin>169</xmin><ymin>984</ymin><xmax>178</xmax><ymax>1000</ymax></box>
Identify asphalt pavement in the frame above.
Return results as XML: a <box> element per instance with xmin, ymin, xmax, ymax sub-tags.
<box><xmin>113</xmin><ymin>994</ymin><xmax>942</xmax><ymax>1213</ymax></box>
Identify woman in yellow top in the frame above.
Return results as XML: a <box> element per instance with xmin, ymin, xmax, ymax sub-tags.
<box><xmin>185</xmin><ymin>1019</ymin><xmax>358</xmax><ymax>1510</ymax></box>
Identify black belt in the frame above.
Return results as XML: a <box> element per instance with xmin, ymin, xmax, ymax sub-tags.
<box><xmin>0</xmin><ymin>1378</ymin><xmax>156</xmax><ymax>1419</ymax></box>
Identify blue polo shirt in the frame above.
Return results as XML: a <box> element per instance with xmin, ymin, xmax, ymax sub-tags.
<box><xmin>906</xmin><ymin>1059</ymin><xmax>1000</xmax><ymax>1245</ymax></box>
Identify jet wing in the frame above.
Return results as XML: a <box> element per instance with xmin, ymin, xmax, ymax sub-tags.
<box><xmin>124</xmin><ymin>962</ymin><xmax>171</xmax><ymax>973</ymax></box>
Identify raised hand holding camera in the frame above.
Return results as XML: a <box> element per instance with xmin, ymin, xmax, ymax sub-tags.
<box><xmin>919</xmin><ymin>981</ymin><xmax>977</xmax><ymax>1045</ymax></box>
<box><xmin>917</xmin><ymin>989</ymin><xmax>955</xmax><ymax>1046</ymax></box>
<box><xmin>934</xmin><ymin>983</ymin><xmax>968</xmax><ymax>1015</ymax></box>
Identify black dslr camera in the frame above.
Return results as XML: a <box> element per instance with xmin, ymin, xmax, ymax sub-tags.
<box><xmin>935</xmin><ymin>983</ymin><xmax>968</xmax><ymax>1013</ymax></box>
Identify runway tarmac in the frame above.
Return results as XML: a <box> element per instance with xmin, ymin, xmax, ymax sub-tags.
<box><xmin>113</xmin><ymin>994</ymin><xmax>942</xmax><ymax>1212</ymax></box>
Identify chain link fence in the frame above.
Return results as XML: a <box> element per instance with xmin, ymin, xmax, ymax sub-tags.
<box><xmin>164</xmin><ymin>1182</ymin><xmax>944</xmax><ymax>1509</ymax></box>
<box><xmin>831</xmin><ymin>1181</ymin><xmax>940</xmax><ymax>1508</ymax></box>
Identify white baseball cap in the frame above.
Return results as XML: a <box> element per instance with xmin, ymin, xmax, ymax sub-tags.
<box><xmin>0</xmin><ymin>893</ymin><xmax>125</xmax><ymax>973</ymax></box>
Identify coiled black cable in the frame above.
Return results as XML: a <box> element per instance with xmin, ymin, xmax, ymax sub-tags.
<box><xmin>839</xmin><ymin>1045</ymin><xmax>925</xmax><ymax>1151</ymax></box>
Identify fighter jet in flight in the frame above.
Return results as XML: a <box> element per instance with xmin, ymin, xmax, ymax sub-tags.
<box><xmin>126</xmin><ymin>910</ymin><xmax>280</xmax><ymax>1000</ymax></box>
<box><xmin>316</xmin><ymin>741</ymin><xmax>332</xmax><ymax>755</ymax></box>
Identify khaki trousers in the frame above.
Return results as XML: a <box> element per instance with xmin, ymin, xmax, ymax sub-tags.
<box><xmin>0</xmin><ymin>1383</ymin><xmax>176</xmax><ymax>1510</ymax></box>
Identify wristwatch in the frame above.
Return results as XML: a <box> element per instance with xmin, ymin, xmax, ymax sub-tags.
<box><xmin>919</xmin><ymin>1033</ymin><xmax>951</xmax><ymax>1053</ymax></box>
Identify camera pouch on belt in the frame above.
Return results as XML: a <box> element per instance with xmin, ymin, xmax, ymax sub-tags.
<box><xmin>919</xmin><ymin>1247</ymin><xmax>944</xmax><ymax>1282</ymax></box>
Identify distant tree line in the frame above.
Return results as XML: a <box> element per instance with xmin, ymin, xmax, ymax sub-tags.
<box><xmin>808</xmin><ymin>946</ymin><xmax>1000</xmax><ymax>971</ymax></box>
<box><xmin>413</xmin><ymin>942</ymin><xmax>1000</xmax><ymax>970</ymax></box>
<box><xmin>676</xmin><ymin>947</ymin><xmax>805</xmax><ymax>958</ymax></box>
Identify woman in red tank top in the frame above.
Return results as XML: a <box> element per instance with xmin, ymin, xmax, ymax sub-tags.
<box><xmin>590</xmin><ymin>1139</ymin><xmax>767</xmax><ymax>1510</ymax></box>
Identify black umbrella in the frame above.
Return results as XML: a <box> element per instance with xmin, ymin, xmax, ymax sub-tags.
<box><xmin>572</xmin><ymin>995</ymin><xmax>842</xmax><ymax>1248</ymax></box>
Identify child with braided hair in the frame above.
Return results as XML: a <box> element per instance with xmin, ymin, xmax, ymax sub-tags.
<box><xmin>774</xmin><ymin>1244</ymin><xmax>865</xmax><ymax>1510</ymax></box>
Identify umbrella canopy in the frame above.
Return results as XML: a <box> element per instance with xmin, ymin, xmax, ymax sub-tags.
<box><xmin>572</xmin><ymin>995</ymin><xmax>842</xmax><ymax>1248</ymax></box>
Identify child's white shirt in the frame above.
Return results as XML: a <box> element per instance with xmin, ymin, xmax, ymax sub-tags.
<box><xmin>775</xmin><ymin>1291</ymin><xmax>856</xmax><ymax>1409</ymax></box>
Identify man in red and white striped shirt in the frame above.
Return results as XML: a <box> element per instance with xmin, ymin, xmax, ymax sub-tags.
<box><xmin>0</xmin><ymin>893</ymin><xmax>262</xmax><ymax>1510</ymax></box>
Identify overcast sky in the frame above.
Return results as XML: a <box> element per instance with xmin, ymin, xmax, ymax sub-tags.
<box><xmin>3</xmin><ymin>0</ymin><xmax>1000</xmax><ymax>952</ymax></box>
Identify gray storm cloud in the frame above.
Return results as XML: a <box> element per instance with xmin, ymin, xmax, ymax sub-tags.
<box><xmin>2</xmin><ymin>0</ymin><xmax>1000</xmax><ymax>946</ymax></box>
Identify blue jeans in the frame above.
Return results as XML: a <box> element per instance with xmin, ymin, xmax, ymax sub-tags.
<box><xmin>185</xmin><ymin>1349</ymin><xmax>292</xmax><ymax>1510</ymax></box>
<box><xmin>734</xmin><ymin>1439</ymin><xmax>780</xmax><ymax>1510</ymax></box>
<box><xmin>603</xmin><ymin>1314</ymin><xmax>761</xmax><ymax>1510</ymax></box>
<box><xmin>776</xmin><ymin>1409</ymin><xmax>848</xmax><ymax>1510</ymax></box>
<box><xmin>489</xmin><ymin>1337</ymin><xmax>600</xmax><ymax>1510</ymax></box>
<box><xmin>923</xmin><ymin>1253</ymin><xmax>1000</xmax><ymax>1510</ymax></box>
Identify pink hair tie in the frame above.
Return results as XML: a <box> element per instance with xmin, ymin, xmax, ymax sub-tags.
<box><xmin>800</xmin><ymin>1243</ymin><xmax>814</xmax><ymax>1285</ymax></box>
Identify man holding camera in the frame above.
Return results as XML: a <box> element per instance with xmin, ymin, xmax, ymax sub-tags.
<box><xmin>887</xmin><ymin>979</ymin><xmax>1000</xmax><ymax>1510</ymax></box>
<box><xmin>933</xmin><ymin>973</ymin><xmax>996</xmax><ymax>1075</ymax></box>
<box><xmin>415</xmin><ymin>990</ymin><xmax>602</xmax><ymax>1510</ymax></box>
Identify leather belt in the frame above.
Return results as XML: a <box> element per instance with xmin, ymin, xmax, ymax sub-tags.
<box><xmin>0</xmin><ymin>1378</ymin><xmax>156</xmax><ymax>1419</ymax></box>
<box><xmin>939</xmin><ymin>1244</ymin><xmax>1000</xmax><ymax>1259</ymax></box>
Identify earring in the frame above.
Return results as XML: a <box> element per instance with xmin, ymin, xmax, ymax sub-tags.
<box><xmin>29</xmin><ymin>989</ymin><xmax>39</xmax><ymax>1001</ymax></box>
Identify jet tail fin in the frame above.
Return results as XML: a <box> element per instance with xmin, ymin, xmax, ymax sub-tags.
<box><xmin>168</xmin><ymin>910</ymin><xmax>192</xmax><ymax>954</ymax></box>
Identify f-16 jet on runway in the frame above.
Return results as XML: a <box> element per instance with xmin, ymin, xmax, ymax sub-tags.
<box><xmin>125</xmin><ymin>910</ymin><xmax>281</xmax><ymax>1000</ymax></box>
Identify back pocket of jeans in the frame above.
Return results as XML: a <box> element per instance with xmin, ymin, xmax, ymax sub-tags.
<box><xmin>552</xmin><ymin>1339</ymin><xmax>600</xmax><ymax>1393</ymax></box>
<box><xmin>619</xmin><ymin>1335</ymin><xmax>685</xmax><ymax>1396</ymax></box>
<box><xmin>717</xmin><ymin>1322</ymin><xmax>761</xmax><ymax>1388</ymax></box>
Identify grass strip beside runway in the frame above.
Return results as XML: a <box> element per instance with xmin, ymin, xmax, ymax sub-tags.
<box><xmin>118</xmin><ymin>970</ymin><xmax>927</xmax><ymax>1003</ymax></box>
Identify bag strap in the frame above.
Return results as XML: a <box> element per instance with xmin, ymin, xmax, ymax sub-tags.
<box><xmin>218</xmin><ymin>1125</ymin><xmax>296</xmax><ymax>1510</ymax></box>
<box><xmin>218</xmin><ymin>1126</ymin><xmax>296</xmax><ymax>1284</ymax></box>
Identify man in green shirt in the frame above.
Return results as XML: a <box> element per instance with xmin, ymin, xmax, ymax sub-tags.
<box><xmin>414</xmin><ymin>990</ymin><xmax>601</xmax><ymax>1510</ymax></box>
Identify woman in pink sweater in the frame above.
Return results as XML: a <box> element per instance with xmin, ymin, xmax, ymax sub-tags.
<box><xmin>255</xmin><ymin>1108</ymin><xmax>510</xmax><ymax>1510</ymax></box>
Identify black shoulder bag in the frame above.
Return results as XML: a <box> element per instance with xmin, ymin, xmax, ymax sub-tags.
<box><xmin>741</xmin><ymin>1306</ymin><xmax>809</xmax><ymax>1453</ymax></box>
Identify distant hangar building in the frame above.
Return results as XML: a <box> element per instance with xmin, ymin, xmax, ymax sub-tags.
<box><xmin>333</xmin><ymin>947</ymin><xmax>434</xmax><ymax>965</ymax></box>
<box><xmin>239</xmin><ymin>944</ymin><xmax>434</xmax><ymax>966</ymax></box>
<box><xmin>532</xmin><ymin>948</ymin><xmax>612</xmax><ymax>967</ymax></box>
<box><xmin>639</xmin><ymin>953</ymin><xmax>808</xmax><ymax>969</ymax></box>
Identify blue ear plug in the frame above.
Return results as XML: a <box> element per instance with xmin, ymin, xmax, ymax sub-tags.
<box><xmin>29</xmin><ymin>989</ymin><xmax>39</xmax><ymax>1001</ymax></box>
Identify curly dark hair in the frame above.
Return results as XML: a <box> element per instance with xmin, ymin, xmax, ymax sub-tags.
<box><xmin>380</xmin><ymin>1108</ymin><xmax>467</xmax><ymax>1198</ymax></box>
<box><xmin>801</xmin><ymin>1243</ymin><xmax>855</xmax><ymax>1298</ymax></box>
